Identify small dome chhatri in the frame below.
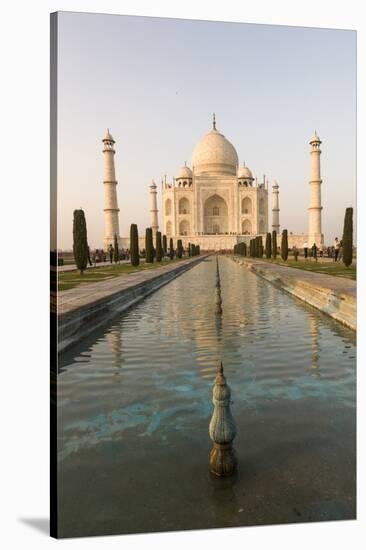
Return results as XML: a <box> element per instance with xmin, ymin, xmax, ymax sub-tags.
<box><xmin>238</xmin><ymin>162</ymin><xmax>253</xmax><ymax>179</ymax></box>
<box><xmin>310</xmin><ymin>130</ymin><xmax>321</xmax><ymax>144</ymax></box>
<box><xmin>176</xmin><ymin>162</ymin><xmax>193</xmax><ymax>180</ymax></box>
<box><xmin>192</xmin><ymin>115</ymin><xmax>238</xmax><ymax>176</ymax></box>
<box><xmin>103</xmin><ymin>128</ymin><xmax>115</xmax><ymax>143</ymax></box>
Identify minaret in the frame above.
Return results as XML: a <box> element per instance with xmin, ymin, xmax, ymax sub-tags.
<box><xmin>149</xmin><ymin>180</ymin><xmax>159</xmax><ymax>238</ymax></box>
<box><xmin>272</xmin><ymin>181</ymin><xmax>280</xmax><ymax>234</ymax></box>
<box><xmin>102</xmin><ymin>129</ymin><xmax>121</xmax><ymax>250</ymax></box>
<box><xmin>308</xmin><ymin>131</ymin><xmax>324</xmax><ymax>246</ymax></box>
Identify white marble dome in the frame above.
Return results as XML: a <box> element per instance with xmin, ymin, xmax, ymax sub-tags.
<box><xmin>192</xmin><ymin>127</ymin><xmax>238</xmax><ymax>176</ymax></box>
<box><xmin>176</xmin><ymin>163</ymin><xmax>193</xmax><ymax>179</ymax></box>
<box><xmin>238</xmin><ymin>164</ymin><xmax>253</xmax><ymax>179</ymax></box>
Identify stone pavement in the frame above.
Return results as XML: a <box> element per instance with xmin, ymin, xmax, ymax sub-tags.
<box><xmin>232</xmin><ymin>257</ymin><xmax>356</xmax><ymax>330</ymax></box>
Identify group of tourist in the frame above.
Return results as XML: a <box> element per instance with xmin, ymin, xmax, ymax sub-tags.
<box><xmin>90</xmin><ymin>247</ymin><xmax>130</xmax><ymax>265</ymax></box>
<box><xmin>300</xmin><ymin>237</ymin><xmax>343</xmax><ymax>262</ymax></box>
<box><xmin>327</xmin><ymin>237</ymin><xmax>343</xmax><ymax>262</ymax></box>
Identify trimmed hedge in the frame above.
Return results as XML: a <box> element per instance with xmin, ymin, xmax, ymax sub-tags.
<box><xmin>145</xmin><ymin>227</ymin><xmax>154</xmax><ymax>263</ymax></box>
<box><xmin>130</xmin><ymin>223</ymin><xmax>140</xmax><ymax>266</ymax></box>
<box><xmin>73</xmin><ymin>209</ymin><xmax>88</xmax><ymax>275</ymax></box>
<box><xmin>342</xmin><ymin>207</ymin><xmax>353</xmax><ymax>267</ymax></box>
<box><xmin>281</xmin><ymin>229</ymin><xmax>288</xmax><ymax>261</ymax></box>
<box><xmin>156</xmin><ymin>231</ymin><xmax>163</xmax><ymax>262</ymax></box>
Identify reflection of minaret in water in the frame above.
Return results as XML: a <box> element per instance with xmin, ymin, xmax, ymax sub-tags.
<box><xmin>309</xmin><ymin>316</ymin><xmax>320</xmax><ymax>377</ymax></box>
<box><xmin>107</xmin><ymin>328</ymin><xmax>123</xmax><ymax>371</ymax></box>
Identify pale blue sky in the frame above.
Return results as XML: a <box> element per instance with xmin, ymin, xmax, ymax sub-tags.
<box><xmin>57</xmin><ymin>12</ymin><xmax>356</xmax><ymax>249</ymax></box>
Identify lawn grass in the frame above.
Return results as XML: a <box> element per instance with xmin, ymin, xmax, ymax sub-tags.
<box><xmin>260</xmin><ymin>258</ymin><xmax>356</xmax><ymax>280</ymax></box>
<box><xmin>58</xmin><ymin>258</ymin><xmax>186</xmax><ymax>291</ymax></box>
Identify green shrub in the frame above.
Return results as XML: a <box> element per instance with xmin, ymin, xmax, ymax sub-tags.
<box><xmin>73</xmin><ymin>209</ymin><xmax>88</xmax><ymax>275</ymax></box>
<box><xmin>272</xmin><ymin>230</ymin><xmax>277</xmax><ymax>259</ymax></box>
<box><xmin>281</xmin><ymin>229</ymin><xmax>288</xmax><ymax>261</ymax></box>
<box><xmin>145</xmin><ymin>227</ymin><xmax>154</xmax><ymax>263</ymax></box>
<box><xmin>130</xmin><ymin>223</ymin><xmax>140</xmax><ymax>266</ymax></box>
<box><xmin>177</xmin><ymin>239</ymin><xmax>183</xmax><ymax>258</ymax></box>
<box><xmin>169</xmin><ymin>238</ymin><xmax>174</xmax><ymax>260</ymax></box>
<box><xmin>258</xmin><ymin>236</ymin><xmax>264</xmax><ymax>258</ymax></box>
<box><xmin>265</xmin><ymin>232</ymin><xmax>272</xmax><ymax>258</ymax></box>
<box><xmin>342</xmin><ymin>207</ymin><xmax>353</xmax><ymax>267</ymax></box>
<box><xmin>156</xmin><ymin>231</ymin><xmax>163</xmax><ymax>262</ymax></box>
<box><xmin>113</xmin><ymin>233</ymin><xmax>119</xmax><ymax>263</ymax></box>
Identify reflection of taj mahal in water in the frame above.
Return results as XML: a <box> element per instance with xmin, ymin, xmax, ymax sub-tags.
<box><xmin>104</xmin><ymin>115</ymin><xmax>324</xmax><ymax>251</ymax></box>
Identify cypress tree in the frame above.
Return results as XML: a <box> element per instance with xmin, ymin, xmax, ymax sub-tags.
<box><xmin>113</xmin><ymin>233</ymin><xmax>119</xmax><ymax>263</ymax></box>
<box><xmin>187</xmin><ymin>242</ymin><xmax>191</xmax><ymax>257</ymax></box>
<box><xmin>342</xmin><ymin>207</ymin><xmax>353</xmax><ymax>267</ymax></box>
<box><xmin>281</xmin><ymin>229</ymin><xmax>288</xmax><ymax>261</ymax></box>
<box><xmin>145</xmin><ymin>227</ymin><xmax>154</xmax><ymax>263</ymax></box>
<box><xmin>272</xmin><ymin>230</ymin><xmax>277</xmax><ymax>259</ymax></box>
<box><xmin>130</xmin><ymin>223</ymin><xmax>139</xmax><ymax>266</ymax></box>
<box><xmin>73</xmin><ymin>209</ymin><xmax>88</xmax><ymax>275</ymax></box>
<box><xmin>243</xmin><ymin>242</ymin><xmax>247</xmax><ymax>256</ymax></box>
<box><xmin>177</xmin><ymin>239</ymin><xmax>183</xmax><ymax>259</ymax></box>
<box><xmin>258</xmin><ymin>236</ymin><xmax>264</xmax><ymax>258</ymax></box>
<box><xmin>197</xmin><ymin>245</ymin><xmax>200</xmax><ymax>256</ymax></box>
<box><xmin>156</xmin><ymin>231</ymin><xmax>163</xmax><ymax>262</ymax></box>
<box><xmin>265</xmin><ymin>232</ymin><xmax>272</xmax><ymax>259</ymax></box>
<box><xmin>163</xmin><ymin>234</ymin><xmax>167</xmax><ymax>256</ymax></box>
<box><xmin>169</xmin><ymin>238</ymin><xmax>174</xmax><ymax>260</ymax></box>
<box><xmin>255</xmin><ymin>238</ymin><xmax>259</xmax><ymax>257</ymax></box>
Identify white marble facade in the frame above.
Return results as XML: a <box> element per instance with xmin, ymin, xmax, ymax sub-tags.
<box><xmin>161</xmin><ymin>117</ymin><xmax>269</xmax><ymax>249</ymax></box>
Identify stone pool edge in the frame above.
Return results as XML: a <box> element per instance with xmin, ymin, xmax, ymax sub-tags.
<box><xmin>57</xmin><ymin>256</ymin><xmax>207</xmax><ymax>353</ymax></box>
<box><xmin>230</xmin><ymin>256</ymin><xmax>356</xmax><ymax>331</ymax></box>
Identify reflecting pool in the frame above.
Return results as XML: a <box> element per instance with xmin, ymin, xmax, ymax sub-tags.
<box><xmin>58</xmin><ymin>256</ymin><xmax>356</xmax><ymax>537</ymax></box>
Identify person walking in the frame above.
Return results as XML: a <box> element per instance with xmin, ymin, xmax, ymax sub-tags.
<box><xmin>108</xmin><ymin>244</ymin><xmax>113</xmax><ymax>264</ymax></box>
<box><xmin>334</xmin><ymin>237</ymin><xmax>340</xmax><ymax>262</ymax></box>
<box><xmin>338</xmin><ymin>239</ymin><xmax>343</xmax><ymax>262</ymax></box>
<box><xmin>303</xmin><ymin>241</ymin><xmax>308</xmax><ymax>259</ymax></box>
<box><xmin>311</xmin><ymin>242</ymin><xmax>318</xmax><ymax>262</ymax></box>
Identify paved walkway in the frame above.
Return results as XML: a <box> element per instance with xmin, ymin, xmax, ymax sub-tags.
<box><xmin>232</xmin><ymin>257</ymin><xmax>356</xmax><ymax>330</ymax></box>
<box><xmin>241</xmin><ymin>258</ymin><xmax>356</xmax><ymax>297</ymax></box>
<box><xmin>58</xmin><ymin>257</ymin><xmax>204</xmax><ymax>316</ymax></box>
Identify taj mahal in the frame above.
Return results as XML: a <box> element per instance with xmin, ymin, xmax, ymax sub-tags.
<box><xmin>102</xmin><ymin>115</ymin><xmax>324</xmax><ymax>251</ymax></box>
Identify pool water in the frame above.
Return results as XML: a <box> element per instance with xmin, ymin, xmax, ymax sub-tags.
<box><xmin>57</xmin><ymin>256</ymin><xmax>356</xmax><ymax>538</ymax></box>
